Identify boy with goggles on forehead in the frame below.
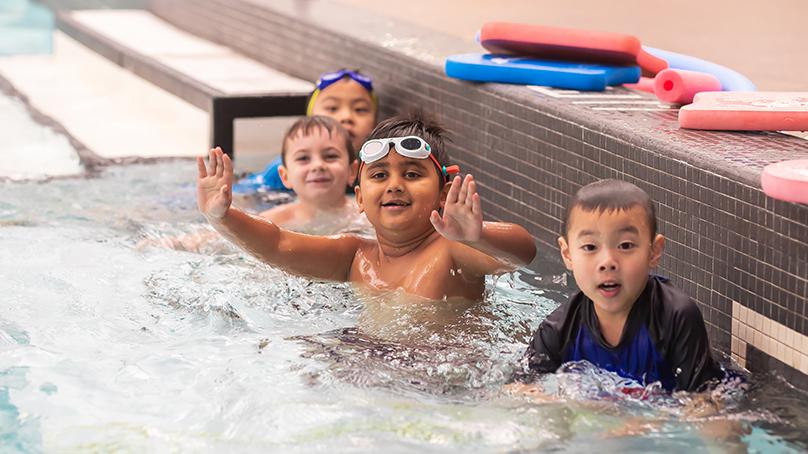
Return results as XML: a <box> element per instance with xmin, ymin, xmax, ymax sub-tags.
<box><xmin>358</xmin><ymin>136</ymin><xmax>460</xmax><ymax>183</ymax></box>
<box><xmin>197</xmin><ymin>111</ymin><xmax>536</xmax><ymax>300</ymax></box>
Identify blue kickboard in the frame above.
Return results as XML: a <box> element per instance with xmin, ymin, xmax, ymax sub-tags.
<box><xmin>445</xmin><ymin>53</ymin><xmax>640</xmax><ymax>91</ymax></box>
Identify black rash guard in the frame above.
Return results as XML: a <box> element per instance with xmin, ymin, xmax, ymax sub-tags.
<box><xmin>520</xmin><ymin>275</ymin><xmax>724</xmax><ymax>392</ymax></box>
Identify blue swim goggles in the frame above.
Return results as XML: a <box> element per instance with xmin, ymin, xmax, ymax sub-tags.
<box><xmin>316</xmin><ymin>69</ymin><xmax>374</xmax><ymax>92</ymax></box>
<box><xmin>307</xmin><ymin>69</ymin><xmax>376</xmax><ymax>116</ymax></box>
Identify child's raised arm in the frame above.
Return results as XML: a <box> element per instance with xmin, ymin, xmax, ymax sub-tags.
<box><xmin>197</xmin><ymin>148</ymin><xmax>361</xmax><ymax>281</ymax></box>
<box><xmin>430</xmin><ymin>174</ymin><xmax>536</xmax><ymax>276</ymax></box>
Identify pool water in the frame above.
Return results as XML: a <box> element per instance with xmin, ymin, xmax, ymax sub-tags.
<box><xmin>1</xmin><ymin>96</ymin><xmax>807</xmax><ymax>452</ymax></box>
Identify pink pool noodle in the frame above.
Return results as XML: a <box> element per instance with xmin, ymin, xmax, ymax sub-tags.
<box><xmin>761</xmin><ymin>159</ymin><xmax>808</xmax><ymax>204</ymax></box>
<box><xmin>654</xmin><ymin>69</ymin><xmax>721</xmax><ymax>104</ymax></box>
<box><xmin>624</xmin><ymin>76</ymin><xmax>655</xmax><ymax>93</ymax></box>
<box><xmin>653</xmin><ymin>69</ymin><xmax>722</xmax><ymax>104</ymax></box>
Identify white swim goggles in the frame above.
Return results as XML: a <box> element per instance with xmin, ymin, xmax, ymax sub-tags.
<box><xmin>358</xmin><ymin>136</ymin><xmax>460</xmax><ymax>182</ymax></box>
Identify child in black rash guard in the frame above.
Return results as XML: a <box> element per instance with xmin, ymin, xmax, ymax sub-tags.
<box><xmin>518</xmin><ymin>179</ymin><xmax>723</xmax><ymax>392</ymax></box>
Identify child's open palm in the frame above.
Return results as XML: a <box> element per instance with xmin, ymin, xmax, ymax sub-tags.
<box><xmin>197</xmin><ymin>147</ymin><xmax>233</xmax><ymax>219</ymax></box>
<box><xmin>430</xmin><ymin>174</ymin><xmax>482</xmax><ymax>242</ymax></box>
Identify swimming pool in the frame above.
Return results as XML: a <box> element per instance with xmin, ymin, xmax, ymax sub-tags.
<box><xmin>1</xmin><ymin>93</ymin><xmax>807</xmax><ymax>452</ymax></box>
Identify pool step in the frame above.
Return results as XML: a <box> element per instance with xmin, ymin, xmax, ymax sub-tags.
<box><xmin>0</xmin><ymin>30</ymin><xmax>208</xmax><ymax>160</ymax></box>
<box><xmin>57</xmin><ymin>9</ymin><xmax>313</xmax><ymax>157</ymax></box>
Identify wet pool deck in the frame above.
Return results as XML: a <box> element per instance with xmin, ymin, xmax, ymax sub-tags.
<box><xmin>4</xmin><ymin>0</ymin><xmax>808</xmax><ymax>387</ymax></box>
<box><xmin>0</xmin><ymin>31</ymin><xmax>208</xmax><ymax>160</ymax></box>
<box><xmin>342</xmin><ymin>0</ymin><xmax>808</xmax><ymax>92</ymax></box>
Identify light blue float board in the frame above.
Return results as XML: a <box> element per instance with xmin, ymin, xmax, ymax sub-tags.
<box><xmin>445</xmin><ymin>53</ymin><xmax>640</xmax><ymax>91</ymax></box>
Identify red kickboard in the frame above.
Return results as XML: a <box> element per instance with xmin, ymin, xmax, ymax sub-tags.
<box><xmin>679</xmin><ymin>92</ymin><xmax>808</xmax><ymax>130</ymax></box>
<box><xmin>479</xmin><ymin>22</ymin><xmax>667</xmax><ymax>76</ymax></box>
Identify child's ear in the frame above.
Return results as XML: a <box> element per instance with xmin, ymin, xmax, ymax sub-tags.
<box><xmin>347</xmin><ymin>160</ymin><xmax>359</xmax><ymax>187</ymax></box>
<box><xmin>354</xmin><ymin>185</ymin><xmax>364</xmax><ymax>213</ymax></box>
<box><xmin>438</xmin><ymin>180</ymin><xmax>452</xmax><ymax>209</ymax></box>
<box><xmin>558</xmin><ymin>236</ymin><xmax>574</xmax><ymax>271</ymax></box>
<box><xmin>649</xmin><ymin>234</ymin><xmax>665</xmax><ymax>267</ymax></box>
<box><xmin>278</xmin><ymin>165</ymin><xmax>294</xmax><ymax>190</ymax></box>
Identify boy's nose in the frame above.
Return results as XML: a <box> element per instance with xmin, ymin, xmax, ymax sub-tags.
<box><xmin>337</xmin><ymin>108</ymin><xmax>355</xmax><ymax>125</ymax></box>
<box><xmin>310</xmin><ymin>157</ymin><xmax>327</xmax><ymax>169</ymax></box>
<box><xmin>385</xmin><ymin>175</ymin><xmax>404</xmax><ymax>193</ymax></box>
<box><xmin>598</xmin><ymin>252</ymin><xmax>618</xmax><ymax>272</ymax></box>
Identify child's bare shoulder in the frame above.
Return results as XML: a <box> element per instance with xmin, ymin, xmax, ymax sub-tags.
<box><xmin>259</xmin><ymin>202</ymin><xmax>297</xmax><ymax>224</ymax></box>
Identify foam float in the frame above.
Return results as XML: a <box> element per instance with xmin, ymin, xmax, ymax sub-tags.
<box><xmin>445</xmin><ymin>53</ymin><xmax>640</xmax><ymax>91</ymax></box>
<box><xmin>679</xmin><ymin>91</ymin><xmax>808</xmax><ymax>130</ymax></box>
<box><xmin>761</xmin><ymin>159</ymin><xmax>808</xmax><ymax>204</ymax></box>
<box><xmin>653</xmin><ymin>69</ymin><xmax>722</xmax><ymax>104</ymax></box>
<box><xmin>479</xmin><ymin>22</ymin><xmax>667</xmax><ymax>76</ymax></box>
<box><xmin>643</xmin><ymin>46</ymin><xmax>756</xmax><ymax>92</ymax></box>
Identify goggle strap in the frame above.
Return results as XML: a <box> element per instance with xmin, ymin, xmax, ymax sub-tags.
<box><xmin>306</xmin><ymin>89</ymin><xmax>320</xmax><ymax>116</ymax></box>
<box><xmin>429</xmin><ymin>156</ymin><xmax>461</xmax><ymax>182</ymax></box>
<box><xmin>442</xmin><ymin>165</ymin><xmax>461</xmax><ymax>177</ymax></box>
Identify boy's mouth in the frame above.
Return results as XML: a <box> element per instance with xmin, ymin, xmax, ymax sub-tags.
<box><xmin>597</xmin><ymin>281</ymin><xmax>622</xmax><ymax>297</ymax></box>
<box><xmin>307</xmin><ymin>177</ymin><xmax>332</xmax><ymax>184</ymax></box>
<box><xmin>381</xmin><ymin>199</ymin><xmax>411</xmax><ymax>209</ymax></box>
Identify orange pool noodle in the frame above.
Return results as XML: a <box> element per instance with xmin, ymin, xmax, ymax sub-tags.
<box><xmin>624</xmin><ymin>76</ymin><xmax>655</xmax><ymax>93</ymax></box>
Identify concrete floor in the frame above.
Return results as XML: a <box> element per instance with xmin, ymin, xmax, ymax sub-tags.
<box><xmin>340</xmin><ymin>0</ymin><xmax>808</xmax><ymax>91</ymax></box>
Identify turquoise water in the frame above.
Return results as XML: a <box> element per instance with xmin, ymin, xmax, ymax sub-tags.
<box><xmin>1</xmin><ymin>94</ymin><xmax>807</xmax><ymax>452</ymax></box>
<box><xmin>0</xmin><ymin>0</ymin><xmax>54</xmax><ymax>56</ymax></box>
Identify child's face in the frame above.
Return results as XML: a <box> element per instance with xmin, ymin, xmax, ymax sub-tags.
<box><xmin>311</xmin><ymin>79</ymin><xmax>376</xmax><ymax>151</ymax></box>
<box><xmin>278</xmin><ymin>128</ymin><xmax>357</xmax><ymax>205</ymax></box>
<box><xmin>355</xmin><ymin>150</ymin><xmax>446</xmax><ymax>235</ymax></box>
<box><xmin>558</xmin><ymin>206</ymin><xmax>665</xmax><ymax>318</ymax></box>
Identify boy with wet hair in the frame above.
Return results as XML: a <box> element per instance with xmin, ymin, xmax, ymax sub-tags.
<box><xmin>519</xmin><ymin>179</ymin><xmax>723</xmax><ymax>392</ymax></box>
<box><xmin>196</xmin><ymin>111</ymin><xmax>536</xmax><ymax>300</ymax></box>
<box><xmin>259</xmin><ymin>116</ymin><xmax>359</xmax><ymax>228</ymax></box>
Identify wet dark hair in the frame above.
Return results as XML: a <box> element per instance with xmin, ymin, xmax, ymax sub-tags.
<box><xmin>562</xmin><ymin>179</ymin><xmax>657</xmax><ymax>238</ymax></box>
<box><xmin>280</xmin><ymin>116</ymin><xmax>355</xmax><ymax>166</ymax></box>
<box><xmin>361</xmin><ymin>109</ymin><xmax>451</xmax><ymax>182</ymax></box>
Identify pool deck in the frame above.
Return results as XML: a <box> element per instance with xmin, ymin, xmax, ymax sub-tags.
<box><xmin>0</xmin><ymin>31</ymin><xmax>208</xmax><ymax>160</ymax></box>
<box><xmin>0</xmin><ymin>10</ymin><xmax>299</xmax><ymax>171</ymax></box>
<box><xmin>341</xmin><ymin>0</ymin><xmax>808</xmax><ymax>92</ymax></box>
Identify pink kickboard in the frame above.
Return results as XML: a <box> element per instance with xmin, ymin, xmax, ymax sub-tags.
<box><xmin>761</xmin><ymin>159</ymin><xmax>808</xmax><ymax>204</ymax></box>
<box><xmin>653</xmin><ymin>69</ymin><xmax>721</xmax><ymax>104</ymax></box>
<box><xmin>479</xmin><ymin>22</ymin><xmax>668</xmax><ymax>76</ymax></box>
<box><xmin>679</xmin><ymin>92</ymin><xmax>808</xmax><ymax>130</ymax></box>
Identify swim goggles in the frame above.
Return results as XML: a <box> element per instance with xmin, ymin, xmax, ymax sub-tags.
<box><xmin>307</xmin><ymin>69</ymin><xmax>377</xmax><ymax>116</ymax></box>
<box><xmin>316</xmin><ymin>69</ymin><xmax>373</xmax><ymax>92</ymax></box>
<box><xmin>358</xmin><ymin>136</ymin><xmax>460</xmax><ymax>182</ymax></box>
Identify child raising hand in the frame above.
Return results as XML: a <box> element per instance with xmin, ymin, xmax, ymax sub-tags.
<box><xmin>197</xmin><ymin>112</ymin><xmax>536</xmax><ymax>300</ymax></box>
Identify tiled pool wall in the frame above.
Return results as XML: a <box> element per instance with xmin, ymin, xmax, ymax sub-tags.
<box><xmin>52</xmin><ymin>0</ymin><xmax>808</xmax><ymax>387</ymax></box>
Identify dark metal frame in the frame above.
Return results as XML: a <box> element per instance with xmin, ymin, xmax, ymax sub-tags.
<box><xmin>210</xmin><ymin>94</ymin><xmax>308</xmax><ymax>159</ymax></box>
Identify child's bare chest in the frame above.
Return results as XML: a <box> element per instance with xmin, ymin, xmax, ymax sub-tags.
<box><xmin>349</xmin><ymin>244</ymin><xmax>481</xmax><ymax>299</ymax></box>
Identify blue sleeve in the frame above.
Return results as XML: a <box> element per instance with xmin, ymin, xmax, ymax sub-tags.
<box><xmin>234</xmin><ymin>156</ymin><xmax>288</xmax><ymax>192</ymax></box>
